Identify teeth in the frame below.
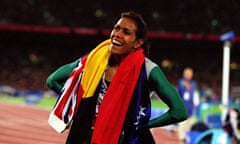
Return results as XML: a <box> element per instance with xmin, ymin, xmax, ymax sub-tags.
<box><xmin>112</xmin><ymin>40</ymin><xmax>122</xmax><ymax>46</ymax></box>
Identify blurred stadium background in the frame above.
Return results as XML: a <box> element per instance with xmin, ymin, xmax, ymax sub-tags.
<box><xmin>0</xmin><ymin>1</ymin><xmax>240</xmax><ymax>143</ymax></box>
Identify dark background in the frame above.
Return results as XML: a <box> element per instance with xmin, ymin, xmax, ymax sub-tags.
<box><xmin>0</xmin><ymin>0</ymin><xmax>240</xmax><ymax>98</ymax></box>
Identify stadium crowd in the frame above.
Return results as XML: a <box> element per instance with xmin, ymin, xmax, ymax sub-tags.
<box><xmin>0</xmin><ymin>34</ymin><xmax>234</xmax><ymax>102</ymax></box>
<box><xmin>0</xmin><ymin>0</ymin><xmax>239</xmax><ymax>34</ymax></box>
<box><xmin>0</xmin><ymin>1</ymin><xmax>240</xmax><ymax>103</ymax></box>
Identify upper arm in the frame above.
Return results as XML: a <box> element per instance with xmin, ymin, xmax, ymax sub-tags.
<box><xmin>149</xmin><ymin>67</ymin><xmax>181</xmax><ymax>107</ymax></box>
<box><xmin>148</xmin><ymin>66</ymin><xmax>187</xmax><ymax>119</ymax></box>
<box><xmin>46</xmin><ymin>60</ymin><xmax>79</xmax><ymax>93</ymax></box>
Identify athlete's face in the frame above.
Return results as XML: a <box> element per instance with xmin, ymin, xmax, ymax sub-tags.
<box><xmin>109</xmin><ymin>17</ymin><xmax>143</xmax><ymax>55</ymax></box>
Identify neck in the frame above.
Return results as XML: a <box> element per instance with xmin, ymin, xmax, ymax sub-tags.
<box><xmin>109</xmin><ymin>49</ymin><xmax>139</xmax><ymax>66</ymax></box>
<box><xmin>108</xmin><ymin>54</ymin><xmax>125</xmax><ymax>66</ymax></box>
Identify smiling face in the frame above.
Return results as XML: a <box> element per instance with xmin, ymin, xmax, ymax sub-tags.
<box><xmin>109</xmin><ymin>17</ymin><xmax>143</xmax><ymax>55</ymax></box>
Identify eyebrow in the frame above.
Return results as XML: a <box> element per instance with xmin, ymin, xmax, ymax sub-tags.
<box><xmin>114</xmin><ymin>24</ymin><xmax>136</xmax><ymax>33</ymax></box>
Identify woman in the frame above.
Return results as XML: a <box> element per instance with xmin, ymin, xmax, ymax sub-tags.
<box><xmin>47</xmin><ymin>11</ymin><xmax>187</xmax><ymax>144</ymax></box>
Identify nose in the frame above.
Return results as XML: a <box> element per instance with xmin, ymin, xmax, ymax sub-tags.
<box><xmin>113</xmin><ymin>29</ymin><xmax>122</xmax><ymax>38</ymax></box>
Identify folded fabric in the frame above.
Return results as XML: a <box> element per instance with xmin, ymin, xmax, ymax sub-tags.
<box><xmin>48</xmin><ymin>39</ymin><xmax>146</xmax><ymax>143</ymax></box>
<box><xmin>91</xmin><ymin>48</ymin><xmax>145</xmax><ymax>143</ymax></box>
<box><xmin>48</xmin><ymin>39</ymin><xmax>111</xmax><ymax>133</ymax></box>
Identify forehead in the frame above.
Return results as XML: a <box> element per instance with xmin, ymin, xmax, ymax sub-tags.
<box><xmin>184</xmin><ymin>69</ymin><xmax>193</xmax><ymax>75</ymax></box>
<box><xmin>115</xmin><ymin>17</ymin><xmax>137</xmax><ymax>31</ymax></box>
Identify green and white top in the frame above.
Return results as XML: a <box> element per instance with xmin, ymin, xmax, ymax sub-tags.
<box><xmin>47</xmin><ymin>57</ymin><xmax>187</xmax><ymax>128</ymax></box>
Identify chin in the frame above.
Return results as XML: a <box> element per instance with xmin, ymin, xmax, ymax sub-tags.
<box><xmin>110</xmin><ymin>47</ymin><xmax>121</xmax><ymax>54</ymax></box>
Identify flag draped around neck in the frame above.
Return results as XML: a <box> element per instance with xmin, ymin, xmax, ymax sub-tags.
<box><xmin>91</xmin><ymin>48</ymin><xmax>145</xmax><ymax>144</ymax></box>
<box><xmin>48</xmin><ymin>39</ymin><xmax>146</xmax><ymax>144</ymax></box>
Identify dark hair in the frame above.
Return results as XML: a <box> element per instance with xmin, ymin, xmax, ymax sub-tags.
<box><xmin>121</xmin><ymin>11</ymin><xmax>147</xmax><ymax>41</ymax></box>
<box><xmin>120</xmin><ymin>11</ymin><xmax>149</xmax><ymax>54</ymax></box>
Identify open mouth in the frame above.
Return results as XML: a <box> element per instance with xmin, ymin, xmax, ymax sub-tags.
<box><xmin>112</xmin><ymin>39</ymin><xmax>123</xmax><ymax>46</ymax></box>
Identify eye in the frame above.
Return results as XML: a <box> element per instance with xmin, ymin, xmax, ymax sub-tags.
<box><xmin>123</xmin><ymin>28</ymin><xmax>131</xmax><ymax>35</ymax></box>
<box><xmin>113</xmin><ymin>25</ymin><xmax>120</xmax><ymax>31</ymax></box>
